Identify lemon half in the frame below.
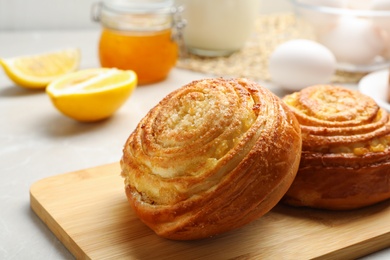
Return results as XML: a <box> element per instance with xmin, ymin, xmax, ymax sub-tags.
<box><xmin>0</xmin><ymin>48</ymin><xmax>80</xmax><ymax>89</ymax></box>
<box><xmin>46</xmin><ymin>68</ymin><xmax>137</xmax><ymax>122</ymax></box>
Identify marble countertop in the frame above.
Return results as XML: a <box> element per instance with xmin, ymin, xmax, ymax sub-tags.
<box><xmin>0</xmin><ymin>30</ymin><xmax>389</xmax><ymax>259</ymax></box>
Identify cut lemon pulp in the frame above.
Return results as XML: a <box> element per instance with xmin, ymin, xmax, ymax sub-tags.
<box><xmin>0</xmin><ymin>48</ymin><xmax>80</xmax><ymax>89</ymax></box>
<box><xmin>46</xmin><ymin>68</ymin><xmax>137</xmax><ymax>122</ymax></box>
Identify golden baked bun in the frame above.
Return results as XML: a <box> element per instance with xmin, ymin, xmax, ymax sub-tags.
<box><xmin>121</xmin><ymin>78</ymin><xmax>302</xmax><ymax>240</ymax></box>
<box><xmin>282</xmin><ymin>84</ymin><xmax>390</xmax><ymax>210</ymax></box>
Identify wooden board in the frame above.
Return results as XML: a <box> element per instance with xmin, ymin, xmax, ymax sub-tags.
<box><xmin>30</xmin><ymin>162</ymin><xmax>390</xmax><ymax>260</ymax></box>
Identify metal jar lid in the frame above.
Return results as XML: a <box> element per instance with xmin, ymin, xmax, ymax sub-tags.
<box><xmin>91</xmin><ymin>0</ymin><xmax>178</xmax><ymax>31</ymax></box>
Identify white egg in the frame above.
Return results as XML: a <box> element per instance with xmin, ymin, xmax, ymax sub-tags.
<box><xmin>269</xmin><ymin>39</ymin><xmax>336</xmax><ymax>92</ymax></box>
<box><xmin>370</xmin><ymin>0</ymin><xmax>390</xmax><ymax>58</ymax></box>
<box><xmin>378</xmin><ymin>30</ymin><xmax>390</xmax><ymax>59</ymax></box>
<box><xmin>371</xmin><ymin>0</ymin><xmax>390</xmax><ymax>30</ymax></box>
<box><xmin>371</xmin><ymin>0</ymin><xmax>390</xmax><ymax>10</ymax></box>
<box><xmin>300</xmin><ymin>0</ymin><xmax>347</xmax><ymax>7</ymax></box>
<box><xmin>348</xmin><ymin>0</ymin><xmax>371</xmax><ymax>9</ymax></box>
<box><xmin>298</xmin><ymin>0</ymin><xmax>347</xmax><ymax>30</ymax></box>
<box><xmin>318</xmin><ymin>17</ymin><xmax>384</xmax><ymax>65</ymax></box>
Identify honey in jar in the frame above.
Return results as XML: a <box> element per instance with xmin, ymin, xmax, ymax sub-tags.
<box><xmin>92</xmin><ymin>0</ymin><xmax>180</xmax><ymax>85</ymax></box>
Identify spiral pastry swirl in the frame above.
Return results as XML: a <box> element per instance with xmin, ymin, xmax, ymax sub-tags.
<box><xmin>282</xmin><ymin>85</ymin><xmax>390</xmax><ymax>210</ymax></box>
<box><xmin>121</xmin><ymin>78</ymin><xmax>302</xmax><ymax>240</ymax></box>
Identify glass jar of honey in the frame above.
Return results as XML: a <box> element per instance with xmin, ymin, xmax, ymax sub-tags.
<box><xmin>92</xmin><ymin>0</ymin><xmax>181</xmax><ymax>85</ymax></box>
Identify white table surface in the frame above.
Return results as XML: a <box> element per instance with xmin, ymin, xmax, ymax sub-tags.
<box><xmin>1</xmin><ymin>30</ymin><xmax>389</xmax><ymax>259</ymax></box>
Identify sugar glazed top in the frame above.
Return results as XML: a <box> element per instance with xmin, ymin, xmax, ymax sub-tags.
<box><xmin>120</xmin><ymin>78</ymin><xmax>302</xmax><ymax>240</ymax></box>
<box><xmin>284</xmin><ymin>85</ymin><xmax>390</xmax><ymax>158</ymax></box>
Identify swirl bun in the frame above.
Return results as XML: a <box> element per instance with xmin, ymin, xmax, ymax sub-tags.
<box><xmin>282</xmin><ymin>85</ymin><xmax>390</xmax><ymax>210</ymax></box>
<box><xmin>121</xmin><ymin>78</ymin><xmax>302</xmax><ymax>240</ymax></box>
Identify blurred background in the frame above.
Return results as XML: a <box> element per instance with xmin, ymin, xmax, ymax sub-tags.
<box><xmin>0</xmin><ymin>0</ymin><xmax>292</xmax><ymax>30</ymax></box>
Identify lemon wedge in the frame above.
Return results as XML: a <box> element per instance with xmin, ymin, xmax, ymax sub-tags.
<box><xmin>46</xmin><ymin>68</ymin><xmax>137</xmax><ymax>122</ymax></box>
<box><xmin>0</xmin><ymin>48</ymin><xmax>80</xmax><ymax>89</ymax></box>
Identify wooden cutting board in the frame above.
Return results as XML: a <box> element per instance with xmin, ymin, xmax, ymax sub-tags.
<box><xmin>30</xmin><ymin>162</ymin><xmax>390</xmax><ymax>260</ymax></box>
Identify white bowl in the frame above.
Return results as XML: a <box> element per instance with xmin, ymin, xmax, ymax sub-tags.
<box><xmin>290</xmin><ymin>0</ymin><xmax>390</xmax><ymax>72</ymax></box>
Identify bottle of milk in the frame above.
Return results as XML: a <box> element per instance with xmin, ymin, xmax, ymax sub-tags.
<box><xmin>175</xmin><ymin>0</ymin><xmax>260</xmax><ymax>57</ymax></box>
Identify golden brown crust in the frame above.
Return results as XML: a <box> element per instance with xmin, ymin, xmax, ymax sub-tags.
<box><xmin>121</xmin><ymin>78</ymin><xmax>302</xmax><ymax>240</ymax></box>
<box><xmin>388</xmin><ymin>69</ymin><xmax>390</xmax><ymax>103</ymax></box>
<box><xmin>282</xmin><ymin>85</ymin><xmax>390</xmax><ymax>210</ymax></box>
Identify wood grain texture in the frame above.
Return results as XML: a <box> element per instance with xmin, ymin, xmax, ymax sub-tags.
<box><xmin>30</xmin><ymin>162</ymin><xmax>390</xmax><ymax>260</ymax></box>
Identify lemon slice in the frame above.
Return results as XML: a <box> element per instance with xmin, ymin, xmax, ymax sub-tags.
<box><xmin>0</xmin><ymin>48</ymin><xmax>80</xmax><ymax>89</ymax></box>
<box><xmin>46</xmin><ymin>68</ymin><xmax>137</xmax><ymax>122</ymax></box>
